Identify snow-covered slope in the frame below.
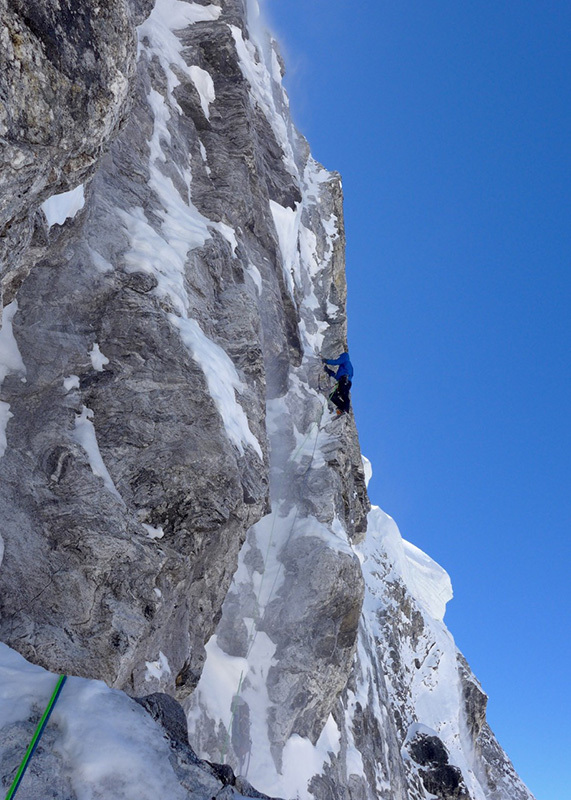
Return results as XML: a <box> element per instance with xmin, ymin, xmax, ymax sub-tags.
<box><xmin>0</xmin><ymin>1</ymin><xmax>534</xmax><ymax>799</ymax></box>
<box><xmin>0</xmin><ymin>642</ymin><xmax>276</xmax><ymax>799</ymax></box>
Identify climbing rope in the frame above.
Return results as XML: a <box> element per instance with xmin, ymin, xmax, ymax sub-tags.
<box><xmin>5</xmin><ymin>674</ymin><xmax>67</xmax><ymax>800</ymax></box>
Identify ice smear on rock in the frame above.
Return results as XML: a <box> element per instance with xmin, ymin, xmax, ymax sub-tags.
<box><xmin>188</xmin><ymin>376</ymin><xmax>351</xmax><ymax>798</ymax></box>
<box><xmin>269</xmin><ymin>200</ymin><xmax>301</xmax><ymax>298</ymax></box>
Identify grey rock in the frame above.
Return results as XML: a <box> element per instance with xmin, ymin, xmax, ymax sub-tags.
<box><xmin>264</xmin><ymin>537</ymin><xmax>364</xmax><ymax>746</ymax></box>
<box><xmin>305</xmin><ymin>513</ymin><xmax>536</xmax><ymax>800</ymax></box>
<box><xmin>137</xmin><ymin>692</ymin><xmax>198</xmax><ymax>753</ymax></box>
<box><xmin>406</xmin><ymin>733</ymin><xmax>470</xmax><ymax>800</ymax></box>
<box><xmin>457</xmin><ymin>656</ymin><xmax>535</xmax><ymax>800</ymax></box>
<box><xmin>135</xmin><ymin>692</ymin><xmax>282</xmax><ymax>799</ymax></box>
<box><xmin>0</xmin><ymin>0</ymin><xmax>274</xmax><ymax>699</ymax></box>
<box><xmin>0</xmin><ymin>1</ymin><xmax>536</xmax><ymax>798</ymax></box>
<box><xmin>0</xmin><ymin>0</ymin><xmax>138</xmax><ymax>300</ymax></box>
<box><xmin>457</xmin><ymin>652</ymin><xmax>489</xmax><ymax>741</ymax></box>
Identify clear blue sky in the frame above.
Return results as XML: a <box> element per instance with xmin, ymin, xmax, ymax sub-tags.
<box><xmin>263</xmin><ymin>2</ymin><xmax>570</xmax><ymax>798</ymax></box>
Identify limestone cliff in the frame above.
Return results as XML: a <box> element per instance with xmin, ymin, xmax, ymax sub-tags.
<box><xmin>0</xmin><ymin>2</ymin><xmax>534</xmax><ymax>799</ymax></box>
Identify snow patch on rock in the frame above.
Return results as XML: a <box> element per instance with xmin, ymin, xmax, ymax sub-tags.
<box><xmin>137</xmin><ymin>0</ymin><xmax>221</xmax><ymax>99</ymax></box>
<box><xmin>89</xmin><ymin>342</ymin><xmax>109</xmax><ymax>372</ymax></box>
<box><xmin>168</xmin><ymin>314</ymin><xmax>262</xmax><ymax>458</ymax></box>
<box><xmin>42</xmin><ymin>184</ymin><xmax>85</xmax><ymax>227</ymax></box>
<box><xmin>72</xmin><ymin>406</ymin><xmax>124</xmax><ymax>504</ymax></box>
<box><xmin>229</xmin><ymin>23</ymin><xmax>298</xmax><ymax>177</ymax></box>
<box><xmin>0</xmin><ymin>302</ymin><xmax>26</xmax><ymax>384</ymax></box>
<box><xmin>142</xmin><ymin>523</ymin><xmax>165</xmax><ymax>540</ymax></box>
<box><xmin>189</xmin><ymin>65</ymin><xmax>216</xmax><ymax>119</ymax></box>
<box><xmin>145</xmin><ymin>651</ymin><xmax>172</xmax><ymax>682</ymax></box>
<box><xmin>63</xmin><ymin>375</ymin><xmax>80</xmax><ymax>392</ymax></box>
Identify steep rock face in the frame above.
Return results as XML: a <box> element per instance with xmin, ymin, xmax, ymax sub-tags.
<box><xmin>0</xmin><ymin>0</ymin><xmax>367</xmax><ymax>713</ymax></box>
<box><xmin>0</xmin><ymin>2</ymin><xmax>535</xmax><ymax>800</ymax></box>
<box><xmin>0</xmin><ymin>0</ymin><xmax>142</xmax><ymax>300</ymax></box>
<box><xmin>0</xmin><ymin>0</ymin><xmax>272</xmax><ymax>696</ymax></box>
<box><xmin>303</xmin><ymin>503</ymin><xmax>535</xmax><ymax>800</ymax></box>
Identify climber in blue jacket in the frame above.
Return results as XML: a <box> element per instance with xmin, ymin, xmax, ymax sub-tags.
<box><xmin>322</xmin><ymin>351</ymin><xmax>353</xmax><ymax>415</ymax></box>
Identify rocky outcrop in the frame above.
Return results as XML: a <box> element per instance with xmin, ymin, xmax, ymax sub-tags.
<box><xmin>0</xmin><ymin>0</ymin><xmax>141</xmax><ymax>301</ymax></box>
<box><xmin>136</xmin><ymin>692</ymin><xmax>282</xmax><ymax>799</ymax></box>
<box><xmin>0</xmin><ymin>0</ymin><xmax>272</xmax><ymax>697</ymax></box>
<box><xmin>301</xmin><ymin>504</ymin><xmax>535</xmax><ymax>800</ymax></box>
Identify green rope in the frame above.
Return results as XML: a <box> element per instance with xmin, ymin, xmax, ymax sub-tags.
<box><xmin>5</xmin><ymin>674</ymin><xmax>67</xmax><ymax>800</ymax></box>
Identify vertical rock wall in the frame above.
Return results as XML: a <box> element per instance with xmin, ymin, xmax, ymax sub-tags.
<box><xmin>0</xmin><ymin>0</ymin><xmax>368</xmax><ymax>707</ymax></box>
<box><xmin>0</xmin><ymin>2</ymin><xmax>535</xmax><ymax>800</ymax></box>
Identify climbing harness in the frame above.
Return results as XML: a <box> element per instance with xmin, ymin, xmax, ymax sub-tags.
<box><xmin>5</xmin><ymin>674</ymin><xmax>67</xmax><ymax>800</ymax></box>
<box><xmin>318</xmin><ymin>367</ymin><xmax>341</xmax><ymax>410</ymax></box>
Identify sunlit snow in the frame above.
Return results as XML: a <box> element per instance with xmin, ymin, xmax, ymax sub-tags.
<box><xmin>145</xmin><ymin>651</ymin><xmax>172</xmax><ymax>682</ymax></box>
<box><xmin>63</xmin><ymin>375</ymin><xmax>80</xmax><ymax>392</ymax></box>
<box><xmin>142</xmin><ymin>523</ymin><xmax>165</xmax><ymax>540</ymax></box>
<box><xmin>0</xmin><ymin>302</ymin><xmax>26</xmax><ymax>384</ymax></box>
<box><xmin>0</xmin><ymin>644</ymin><xmax>188</xmax><ymax>800</ymax></box>
<box><xmin>189</xmin><ymin>65</ymin><xmax>216</xmax><ymax>119</ymax></box>
<box><xmin>168</xmin><ymin>314</ymin><xmax>262</xmax><ymax>458</ymax></box>
<box><xmin>137</xmin><ymin>0</ymin><xmax>222</xmax><ymax>98</ymax></box>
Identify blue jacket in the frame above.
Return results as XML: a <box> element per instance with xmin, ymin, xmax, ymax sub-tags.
<box><xmin>323</xmin><ymin>352</ymin><xmax>353</xmax><ymax>381</ymax></box>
